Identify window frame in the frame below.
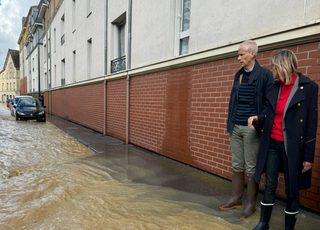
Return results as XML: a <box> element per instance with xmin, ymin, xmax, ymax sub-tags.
<box><xmin>174</xmin><ymin>0</ymin><xmax>191</xmax><ymax>56</ymax></box>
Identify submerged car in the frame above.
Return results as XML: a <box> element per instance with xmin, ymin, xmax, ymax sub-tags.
<box><xmin>11</xmin><ymin>96</ymin><xmax>33</xmax><ymax>116</ymax></box>
<box><xmin>14</xmin><ymin>98</ymin><xmax>46</xmax><ymax>122</ymax></box>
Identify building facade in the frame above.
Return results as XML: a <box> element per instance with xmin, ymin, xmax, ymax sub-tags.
<box><xmin>20</xmin><ymin>0</ymin><xmax>320</xmax><ymax>212</ymax></box>
<box><xmin>0</xmin><ymin>49</ymin><xmax>20</xmax><ymax>103</ymax></box>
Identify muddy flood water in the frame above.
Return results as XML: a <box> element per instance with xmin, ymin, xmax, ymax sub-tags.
<box><xmin>0</xmin><ymin>103</ymin><xmax>319</xmax><ymax>230</ymax></box>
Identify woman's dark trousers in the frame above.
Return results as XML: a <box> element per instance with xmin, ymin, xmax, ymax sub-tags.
<box><xmin>253</xmin><ymin>139</ymin><xmax>299</xmax><ymax>230</ymax></box>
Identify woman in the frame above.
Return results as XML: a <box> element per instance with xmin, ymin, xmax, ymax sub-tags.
<box><xmin>248</xmin><ymin>50</ymin><xmax>318</xmax><ymax>230</ymax></box>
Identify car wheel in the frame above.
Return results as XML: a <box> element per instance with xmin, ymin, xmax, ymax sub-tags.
<box><xmin>43</xmin><ymin>115</ymin><xmax>46</xmax><ymax>122</ymax></box>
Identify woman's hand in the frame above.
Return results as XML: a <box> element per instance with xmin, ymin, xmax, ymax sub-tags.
<box><xmin>248</xmin><ymin>116</ymin><xmax>258</xmax><ymax>130</ymax></box>
<box><xmin>302</xmin><ymin>161</ymin><xmax>312</xmax><ymax>173</ymax></box>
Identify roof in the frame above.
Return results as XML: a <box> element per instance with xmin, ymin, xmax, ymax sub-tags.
<box><xmin>2</xmin><ymin>49</ymin><xmax>20</xmax><ymax>71</ymax></box>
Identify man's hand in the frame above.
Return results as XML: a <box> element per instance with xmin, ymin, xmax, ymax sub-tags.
<box><xmin>248</xmin><ymin>116</ymin><xmax>258</xmax><ymax>130</ymax></box>
<box><xmin>302</xmin><ymin>161</ymin><xmax>312</xmax><ymax>173</ymax></box>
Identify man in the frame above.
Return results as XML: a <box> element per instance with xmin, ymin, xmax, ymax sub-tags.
<box><xmin>220</xmin><ymin>40</ymin><xmax>274</xmax><ymax>220</ymax></box>
<box><xmin>40</xmin><ymin>94</ymin><xmax>44</xmax><ymax>106</ymax></box>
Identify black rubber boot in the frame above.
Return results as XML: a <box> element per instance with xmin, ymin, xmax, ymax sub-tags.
<box><xmin>252</xmin><ymin>201</ymin><xmax>273</xmax><ymax>230</ymax></box>
<box><xmin>285</xmin><ymin>210</ymin><xmax>298</xmax><ymax>230</ymax></box>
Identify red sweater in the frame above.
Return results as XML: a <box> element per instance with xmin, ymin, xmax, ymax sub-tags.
<box><xmin>271</xmin><ymin>74</ymin><xmax>297</xmax><ymax>141</ymax></box>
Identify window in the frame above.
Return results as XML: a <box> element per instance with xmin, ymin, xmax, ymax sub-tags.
<box><xmin>48</xmin><ymin>38</ymin><xmax>51</xmax><ymax>56</ymax></box>
<box><xmin>87</xmin><ymin>0</ymin><xmax>92</xmax><ymax>16</ymax></box>
<box><xmin>48</xmin><ymin>69</ymin><xmax>51</xmax><ymax>89</ymax></box>
<box><xmin>13</xmin><ymin>83</ymin><xmax>15</xmax><ymax>91</ymax></box>
<box><xmin>33</xmin><ymin>58</ymin><xmax>35</xmax><ymax>72</ymax></box>
<box><xmin>61</xmin><ymin>59</ymin><xmax>65</xmax><ymax>85</ymax></box>
<box><xmin>54</xmin><ymin>28</ymin><xmax>56</xmax><ymax>52</ymax></box>
<box><xmin>61</xmin><ymin>14</ymin><xmax>65</xmax><ymax>45</ymax></box>
<box><xmin>73</xmin><ymin>50</ymin><xmax>76</xmax><ymax>82</ymax></box>
<box><xmin>111</xmin><ymin>13</ymin><xmax>126</xmax><ymax>73</ymax></box>
<box><xmin>28</xmin><ymin>59</ymin><xmax>31</xmax><ymax>75</ymax></box>
<box><xmin>10</xmin><ymin>63</ymin><xmax>13</xmax><ymax>78</ymax></box>
<box><xmin>175</xmin><ymin>0</ymin><xmax>191</xmax><ymax>56</ymax></box>
<box><xmin>87</xmin><ymin>39</ymin><xmax>92</xmax><ymax>78</ymax></box>
<box><xmin>54</xmin><ymin>65</ymin><xmax>56</xmax><ymax>87</ymax></box>
<box><xmin>10</xmin><ymin>83</ymin><xmax>12</xmax><ymax>91</ymax></box>
<box><xmin>72</xmin><ymin>0</ymin><xmax>76</xmax><ymax>32</ymax></box>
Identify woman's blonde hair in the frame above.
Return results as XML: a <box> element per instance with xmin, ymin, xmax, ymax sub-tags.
<box><xmin>271</xmin><ymin>49</ymin><xmax>298</xmax><ymax>85</ymax></box>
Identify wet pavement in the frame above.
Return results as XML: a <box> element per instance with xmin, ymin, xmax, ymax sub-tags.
<box><xmin>1</xmin><ymin>103</ymin><xmax>319</xmax><ymax>229</ymax></box>
<box><xmin>47</xmin><ymin>113</ymin><xmax>320</xmax><ymax>230</ymax></box>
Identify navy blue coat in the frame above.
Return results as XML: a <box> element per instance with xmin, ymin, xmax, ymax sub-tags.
<box><xmin>254</xmin><ymin>73</ymin><xmax>318</xmax><ymax>197</ymax></box>
<box><xmin>227</xmin><ymin>60</ymin><xmax>274</xmax><ymax>134</ymax></box>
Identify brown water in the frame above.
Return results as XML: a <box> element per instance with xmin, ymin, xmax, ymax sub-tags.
<box><xmin>0</xmin><ymin>104</ymin><xmax>247</xmax><ymax>230</ymax></box>
<box><xmin>1</xmin><ymin>103</ymin><xmax>319</xmax><ymax>230</ymax></box>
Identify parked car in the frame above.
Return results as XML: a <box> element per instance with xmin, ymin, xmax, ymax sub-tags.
<box><xmin>11</xmin><ymin>96</ymin><xmax>33</xmax><ymax>117</ymax></box>
<box><xmin>14</xmin><ymin>98</ymin><xmax>46</xmax><ymax>122</ymax></box>
<box><xmin>7</xmin><ymin>99</ymin><xmax>12</xmax><ymax>108</ymax></box>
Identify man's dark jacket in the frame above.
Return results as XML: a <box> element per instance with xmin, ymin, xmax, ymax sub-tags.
<box><xmin>227</xmin><ymin>60</ymin><xmax>274</xmax><ymax>134</ymax></box>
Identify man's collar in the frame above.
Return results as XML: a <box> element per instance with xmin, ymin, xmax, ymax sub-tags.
<box><xmin>244</xmin><ymin>66</ymin><xmax>254</xmax><ymax>72</ymax></box>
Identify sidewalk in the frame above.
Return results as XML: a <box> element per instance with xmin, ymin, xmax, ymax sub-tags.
<box><xmin>47</xmin><ymin>114</ymin><xmax>320</xmax><ymax>230</ymax></box>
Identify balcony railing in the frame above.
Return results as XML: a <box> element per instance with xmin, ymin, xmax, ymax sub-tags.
<box><xmin>111</xmin><ymin>56</ymin><xmax>126</xmax><ymax>73</ymax></box>
<box><xmin>61</xmin><ymin>78</ymin><xmax>65</xmax><ymax>86</ymax></box>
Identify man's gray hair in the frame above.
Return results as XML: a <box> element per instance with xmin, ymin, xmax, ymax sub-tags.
<box><xmin>239</xmin><ymin>40</ymin><xmax>258</xmax><ymax>57</ymax></box>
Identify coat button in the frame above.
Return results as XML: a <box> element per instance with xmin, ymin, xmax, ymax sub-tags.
<box><xmin>297</xmin><ymin>103</ymin><xmax>300</xmax><ymax>106</ymax></box>
<box><xmin>300</xmin><ymin>119</ymin><xmax>303</xmax><ymax>122</ymax></box>
<box><xmin>261</xmin><ymin>130</ymin><xmax>263</xmax><ymax>132</ymax></box>
<box><xmin>265</xmin><ymin>115</ymin><xmax>267</xmax><ymax>117</ymax></box>
<box><xmin>300</xmin><ymin>86</ymin><xmax>304</xmax><ymax>89</ymax></box>
<box><xmin>301</xmin><ymin>136</ymin><xmax>303</xmax><ymax>139</ymax></box>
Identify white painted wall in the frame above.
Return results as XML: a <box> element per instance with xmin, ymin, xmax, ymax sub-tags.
<box><xmin>42</xmin><ymin>0</ymin><xmax>320</xmax><ymax>83</ymax></box>
<box><xmin>189</xmin><ymin>0</ymin><xmax>320</xmax><ymax>53</ymax></box>
<box><xmin>131</xmin><ymin>0</ymin><xmax>176</xmax><ymax>68</ymax></box>
<box><xmin>49</xmin><ymin>0</ymin><xmax>106</xmax><ymax>88</ymax></box>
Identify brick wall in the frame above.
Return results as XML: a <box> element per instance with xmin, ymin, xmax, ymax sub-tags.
<box><xmin>106</xmin><ymin>79</ymin><xmax>127</xmax><ymax>141</ymax></box>
<box><xmin>48</xmin><ymin>83</ymin><xmax>105</xmax><ymax>133</ymax></box>
<box><xmin>128</xmin><ymin>41</ymin><xmax>320</xmax><ymax>212</ymax></box>
<box><xmin>20</xmin><ymin>78</ymin><xmax>28</xmax><ymax>96</ymax></box>
<box><xmin>46</xmin><ymin>41</ymin><xmax>320</xmax><ymax>212</ymax></box>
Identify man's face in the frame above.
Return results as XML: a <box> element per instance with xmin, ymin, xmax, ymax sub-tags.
<box><xmin>238</xmin><ymin>46</ymin><xmax>255</xmax><ymax>69</ymax></box>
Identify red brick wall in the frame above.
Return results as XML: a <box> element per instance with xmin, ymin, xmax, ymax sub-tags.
<box><xmin>47</xmin><ymin>41</ymin><xmax>320</xmax><ymax>212</ymax></box>
<box><xmin>127</xmin><ymin>41</ymin><xmax>320</xmax><ymax>212</ymax></box>
<box><xmin>49</xmin><ymin>83</ymin><xmax>105</xmax><ymax>133</ymax></box>
<box><xmin>20</xmin><ymin>78</ymin><xmax>28</xmax><ymax>95</ymax></box>
<box><xmin>130</xmin><ymin>73</ymin><xmax>167</xmax><ymax>153</ymax></box>
<box><xmin>106</xmin><ymin>79</ymin><xmax>126</xmax><ymax>141</ymax></box>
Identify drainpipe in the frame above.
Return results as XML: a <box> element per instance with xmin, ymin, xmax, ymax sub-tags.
<box><xmin>104</xmin><ymin>79</ymin><xmax>107</xmax><ymax>136</ymax></box>
<box><xmin>125</xmin><ymin>0</ymin><xmax>132</xmax><ymax>145</ymax></box>
<box><xmin>103</xmin><ymin>0</ymin><xmax>108</xmax><ymax>136</ymax></box>
<box><xmin>127</xmin><ymin>0</ymin><xmax>132</xmax><ymax>69</ymax></box>
<box><xmin>126</xmin><ymin>72</ymin><xmax>130</xmax><ymax>145</ymax></box>
<box><xmin>104</xmin><ymin>0</ymin><xmax>108</xmax><ymax>75</ymax></box>
<box><xmin>38</xmin><ymin>40</ymin><xmax>41</xmax><ymax>100</ymax></box>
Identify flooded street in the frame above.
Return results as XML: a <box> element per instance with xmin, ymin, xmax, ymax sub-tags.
<box><xmin>0</xmin><ymin>103</ymin><xmax>319</xmax><ymax>230</ymax></box>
